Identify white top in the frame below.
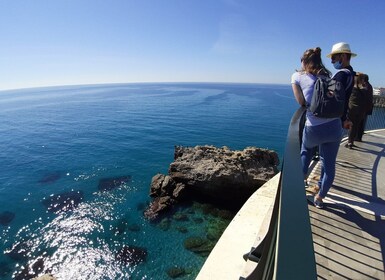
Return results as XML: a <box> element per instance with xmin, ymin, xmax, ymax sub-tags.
<box><xmin>291</xmin><ymin>71</ymin><xmax>339</xmax><ymax>126</ymax></box>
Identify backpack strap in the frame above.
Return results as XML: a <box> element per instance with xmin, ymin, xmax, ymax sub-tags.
<box><xmin>332</xmin><ymin>68</ymin><xmax>353</xmax><ymax>89</ymax></box>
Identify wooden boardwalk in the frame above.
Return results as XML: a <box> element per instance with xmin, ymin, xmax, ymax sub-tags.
<box><xmin>196</xmin><ymin>129</ymin><xmax>385</xmax><ymax>280</ymax></box>
<box><xmin>307</xmin><ymin>129</ymin><xmax>385</xmax><ymax>279</ymax></box>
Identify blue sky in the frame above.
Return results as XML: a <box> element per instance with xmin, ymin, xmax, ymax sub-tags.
<box><xmin>1</xmin><ymin>0</ymin><xmax>384</xmax><ymax>90</ymax></box>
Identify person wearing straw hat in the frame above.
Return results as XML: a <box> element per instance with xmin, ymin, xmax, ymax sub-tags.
<box><xmin>327</xmin><ymin>43</ymin><xmax>356</xmax><ymax>131</ymax></box>
<box><xmin>308</xmin><ymin>42</ymin><xmax>356</xmax><ymax>208</ymax></box>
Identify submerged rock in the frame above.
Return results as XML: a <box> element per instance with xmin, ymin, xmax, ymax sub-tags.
<box><xmin>5</xmin><ymin>240</ymin><xmax>31</xmax><ymax>260</ymax></box>
<box><xmin>183</xmin><ymin>236</ymin><xmax>214</xmax><ymax>257</ymax></box>
<box><xmin>115</xmin><ymin>245</ymin><xmax>148</xmax><ymax>265</ymax></box>
<box><xmin>98</xmin><ymin>176</ymin><xmax>131</xmax><ymax>192</ymax></box>
<box><xmin>42</xmin><ymin>190</ymin><xmax>84</xmax><ymax>213</ymax></box>
<box><xmin>38</xmin><ymin>172</ymin><xmax>61</xmax><ymax>184</ymax></box>
<box><xmin>144</xmin><ymin>145</ymin><xmax>279</xmax><ymax>219</ymax></box>
<box><xmin>0</xmin><ymin>211</ymin><xmax>15</xmax><ymax>226</ymax></box>
<box><xmin>14</xmin><ymin>257</ymin><xmax>46</xmax><ymax>280</ymax></box>
<box><xmin>166</xmin><ymin>266</ymin><xmax>186</xmax><ymax>278</ymax></box>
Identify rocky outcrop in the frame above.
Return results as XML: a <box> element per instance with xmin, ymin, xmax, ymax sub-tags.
<box><xmin>144</xmin><ymin>145</ymin><xmax>279</xmax><ymax>220</ymax></box>
<box><xmin>98</xmin><ymin>176</ymin><xmax>131</xmax><ymax>192</ymax></box>
<box><xmin>41</xmin><ymin>190</ymin><xmax>84</xmax><ymax>214</ymax></box>
<box><xmin>374</xmin><ymin>95</ymin><xmax>385</xmax><ymax>108</ymax></box>
<box><xmin>115</xmin><ymin>245</ymin><xmax>148</xmax><ymax>265</ymax></box>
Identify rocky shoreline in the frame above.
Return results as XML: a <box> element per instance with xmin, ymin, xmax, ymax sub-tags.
<box><xmin>144</xmin><ymin>145</ymin><xmax>279</xmax><ymax>220</ymax></box>
<box><xmin>374</xmin><ymin>95</ymin><xmax>385</xmax><ymax>108</ymax></box>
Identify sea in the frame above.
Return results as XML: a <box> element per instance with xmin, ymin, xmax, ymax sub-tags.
<box><xmin>0</xmin><ymin>83</ymin><xmax>298</xmax><ymax>280</ymax></box>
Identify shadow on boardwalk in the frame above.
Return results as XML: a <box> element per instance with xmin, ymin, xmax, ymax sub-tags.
<box><xmin>308</xmin><ymin>129</ymin><xmax>385</xmax><ymax>280</ymax></box>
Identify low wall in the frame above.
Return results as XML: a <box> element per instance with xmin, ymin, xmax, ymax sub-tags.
<box><xmin>196</xmin><ymin>172</ymin><xmax>280</xmax><ymax>280</ymax></box>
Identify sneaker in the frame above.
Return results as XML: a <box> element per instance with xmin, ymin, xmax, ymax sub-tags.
<box><xmin>306</xmin><ymin>185</ymin><xmax>319</xmax><ymax>194</ymax></box>
<box><xmin>345</xmin><ymin>143</ymin><xmax>353</xmax><ymax>149</ymax></box>
<box><xmin>314</xmin><ymin>199</ymin><xmax>324</xmax><ymax>209</ymax></box>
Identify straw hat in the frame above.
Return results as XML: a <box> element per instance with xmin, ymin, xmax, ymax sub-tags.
<box><xmin>326</xmin><ymin>42</ymin><xmax>357</xmax><ymax>58</ymax></box>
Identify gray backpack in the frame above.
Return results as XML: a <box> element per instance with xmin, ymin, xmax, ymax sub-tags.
<box><xmin>309</xmin><ymin>69</ymin><xmax>353</xmax><ymax>118</ymax></box>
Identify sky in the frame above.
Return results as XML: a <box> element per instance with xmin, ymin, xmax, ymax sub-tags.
<box><xmin>1</xmin><ymin>0</ymin><xmax>385</xmax><ymax>91</ymax></box>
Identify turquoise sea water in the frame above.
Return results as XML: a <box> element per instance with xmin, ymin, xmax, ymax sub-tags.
<box><xmin>0</xmin><ymin>83</ymin><xmax>297</xmax><ymax>279</ymax></box>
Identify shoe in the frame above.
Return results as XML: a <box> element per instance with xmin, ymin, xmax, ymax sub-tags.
<box><xmin>306</xmin><ymin>185</ymin><xmax>319</xmax><ymax>195</ymax></box>
<box><xmin>306</xmin><ymin>185</ymin><xmax>320</xmax><ymax>194</ymax></box>
<box><xmin>304</xmin><ymin>180</ymin><xmax>309</xmax><ymax>188</ymax></box>
<box><xmin>312</xmin><ymin>155</ymin><xmax>320</xmax><ymax>161</ymax></box>
<box><xmin>314</xmin><ymin>198</ymin><xmax>324</xmax><ymax>209</ymax></box>
<box><xmin>345</xmin><ymin>143</ymin><xmax>353</xmax><ymax>149</ymax></box>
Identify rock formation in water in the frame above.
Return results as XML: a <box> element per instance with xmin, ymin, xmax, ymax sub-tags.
<box><xmin>144</xmin><ymin>145</ymin><xmax>279</xmax><ymax>220</ymax></box>
<box><xmin>115</xmin><ymin>245</ymin><xmax>148</xmax><ymax>265</ymax></box>
<box><xmin>38</xmin><ymin>172</ymin><xmax>61</xmax><ymax>184</ymax></box>
<box><xmin>41</xmin><ymin>190</ymin><xmax>84</xmax><ymax>214</ymax></box>
<box><xmin>0</xmin><ymin>211</ymin><xmax>15</xmax><ymax>226</ymax></box>
<box><xmin>98</xmin><ymin>175</ymin><xmax>131</xmax><ymax>192</ymax></box>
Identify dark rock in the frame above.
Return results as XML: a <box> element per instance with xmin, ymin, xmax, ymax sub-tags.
<box><xmin>98</xmin><ymin>176</ymin><xmax>131</xmax><ymax>192</ymax></box>
<box><xmin>113</xmin><ymin>218</ymin><xmax>128</xmax><ymax>235</ymax></box>
<box><xmin>115</xmin><ymin>245</ymin><xmax>147</xmax><ymax>265</ymax></box>
<box><xmin>13</xmin><ymin>257</ymin><xmax>46</xmax><ymax>280</ymax></box>
<box><xmin>144</xmin><ymin>145</ymin><xmax>279</xmax><ymax>219</ymax></box>
<box><xmin>42</xmin><ymin>190</ymin><xmax>84</xmax><ymax>213</ymax></box>
<box><xmin>127</xmin><ymin>223</ymin><xmax>141</xmax><ymax>232</ymax></box>
<box><xmin>158</xmin><ymin>218</ymin><xmax>171</xmax><ymax>231</ymax></box>
<box><xmin>193</xmin><ymin>217</ymin><xmax>204</xmax><ymax>224</ymax></box>
<box><xmin>38</xmin><ymin>172</ymin><xmax>61</xmax><ymax>184</ymax></box>
<box><xmin>183</xmin><ymin>236</ymin><xmax>213</xmax><ymax>257</ymax></box>
<box><xmin>5</xmin><ymin>241</ymin><xmax>31</xmax><ymax>260</ymax></box>
<box><xmin>183</xmin><ymin>236</ymin><xmax>206</xmax><ymax>250</ymax></box>
<box><xmin>166</xmin><ymin>266</ymin><xmax>186</xmax><ymax>278</ymax></box>
<box><xmin>176</xmin><ymin>226</ymin><xmax>188</xmax><ymax>233</ymax></box>
<box><xmin>149</xmin><ymin>174</ymin><xmax>176</xmax><ymax>197</ymax></box>
<box><xmin>206</xmin><ymin>219</ymin><xmax>230</xmax><ymax>241</ymax></box>
<box><xmin>173</xmin><ymin>213</ymin><xmax>189</xmax><ymax>222</ymax></box>
<box><xmin>217</xmin><ymin>209</ymin><xmax>234</xmax><ymax>220</ymax></box>
<box><xmin>0</xmin><ymin>211</ymin><xmax>15</xmax><ymax>226</ymax></box>
<box><xmin>143</xmin><ymin>196</ymin><xmax>175</xmax><ymax>220</ymax></box>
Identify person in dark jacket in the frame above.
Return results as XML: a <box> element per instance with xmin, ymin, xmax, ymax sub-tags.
<box><xmin>355</xmin><ymin>73</ymin><xmax>374</xmax><ymax>141</ymax></box>
<box><xmin>346</xmin><ymin>73</ymin><xmax>367</xmax><ymax>148</ymax></box>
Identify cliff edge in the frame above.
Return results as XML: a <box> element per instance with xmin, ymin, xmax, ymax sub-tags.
<box><xmin>144</xmin><ymin>145</ymin><xmax>279</xmax><ymax>220</ymax></box>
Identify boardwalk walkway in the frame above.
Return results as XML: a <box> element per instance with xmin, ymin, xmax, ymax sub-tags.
<box><xmin>197</xmin><ymin>129</ymin><xmax>385</xmax><ymax>280</ymax></box>
<box><xmin>307</xmin><ymin>129</ymin><xmax>385</xmax><ymax>279</ymax></box>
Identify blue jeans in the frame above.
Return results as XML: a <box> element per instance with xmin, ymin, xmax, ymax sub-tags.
<box><xmin>301</xmin><ymin>119</ymin><xmax>343</xmax><ymax>198</ymax></box>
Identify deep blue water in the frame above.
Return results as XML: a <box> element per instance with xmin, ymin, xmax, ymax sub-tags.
<box><xmin>0</xmin><ymin>83</ymin><xmax>297</xmax><ymax>279</ymax></box>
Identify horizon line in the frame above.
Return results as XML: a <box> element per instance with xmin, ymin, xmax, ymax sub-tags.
<box><xmin>0</xmin><ymin>81</ymin><xmax>291</xmax><ymax>93</ymax></box>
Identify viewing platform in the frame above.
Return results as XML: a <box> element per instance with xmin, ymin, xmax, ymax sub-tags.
<box><xmin>308</xmin><ymin>129</ymin><xmax>385</xmax><ymax>279</ymax></box>
<box><xmin>196</xmin><ymin>128</ymin><xmax>385</xmax><ymax>279</ymax></box>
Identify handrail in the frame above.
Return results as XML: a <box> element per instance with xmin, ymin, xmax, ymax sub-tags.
<box><xmin>243</xmin><ymin>104</ymin><xmax>385</xmax><ymax>280</ymax></box>
<box><xmin>274</xmin><ymin>107</ymin><xmax>316</xmax><ymax>279</ymax></box>
<box><xmin>242</xmin><ymin>106</ymin><xmax>317</xmax><ymax>279</ymax></box>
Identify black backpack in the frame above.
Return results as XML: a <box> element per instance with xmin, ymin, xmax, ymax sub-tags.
<box><xmin>309</xmin><ymin>69</ymin><xmax>353</xmax><ymax>118</ymax></box>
